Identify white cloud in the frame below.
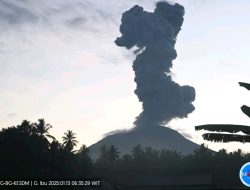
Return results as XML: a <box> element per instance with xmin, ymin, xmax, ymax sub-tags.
<box><xmin>1</xmin><ymin>0</ymin><xmax>250</xmax><ymax>152</ymax></box>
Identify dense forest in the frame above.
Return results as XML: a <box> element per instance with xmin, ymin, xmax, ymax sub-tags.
<box><xmin>0</xmin><ymin>119</ymin><xmax>92</xmax><ymax>179</ymax></box>
<box><xmin>0</xmin><ymin>119</ymin><xmax>248</xmax><ymax>188</ymax></box>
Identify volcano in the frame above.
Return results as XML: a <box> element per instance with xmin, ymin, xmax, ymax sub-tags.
<box><xmin>89</xmin><ymin>2</ymin><xmax>200</xmax><ymax>159</ymax></box>
<box><xmin>89</xmin><ymin>126</ymin><xmax>199</xmax><ymax>159</ymax></box>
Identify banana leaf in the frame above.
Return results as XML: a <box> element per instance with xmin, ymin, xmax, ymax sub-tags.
<box><xmin>239</xmin><ymin>82</ymin><xmax>250</xmax><ymax>90</ymax></box>
<box><xmin>202</xmin><ymin>133</ymin><xmax>250</xmax><ymax>143</ymax></box>
<box><xmin>195</xmin><ymin>124</ymin><xmax>250</xmax><ymax>135</ymax></box>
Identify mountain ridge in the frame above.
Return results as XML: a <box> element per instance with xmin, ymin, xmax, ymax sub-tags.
<box><xmin>89</xmin><ymin>126</ymin><xmax>200</xmax><ymax>159</ymax></box>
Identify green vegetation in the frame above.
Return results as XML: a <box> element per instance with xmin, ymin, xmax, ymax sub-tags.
<box><xmin>196</xmin><ymin>82</ymin><xmax>250</xmax><ymax>143</ymax></box>
<box><xmin>95</xmin><ymin>144</ymin><xmax>246</xmax><ymax>176</ymax></box>
<box><xmin>0</xmin><ymin>119</ymin><xmax>92</xmax><ymax>179</ymax></box>
<box><xmin>0</xmin><ymin>119</ymin><xmax>248</xmax><ymax>187</ymax></box>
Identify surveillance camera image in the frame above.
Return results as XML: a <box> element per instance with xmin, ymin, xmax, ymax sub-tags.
<box><xmin>0</xmin><ymin>0</ymin><xmax>250</xmax><ymax>189</ymax></box>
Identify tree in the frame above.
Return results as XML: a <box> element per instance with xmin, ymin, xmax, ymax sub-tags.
<box><xmin>77</xmin><ymin>144</ymin><xmax>92</xmax><ymax>175</ymax></box>
<box><xmin>122</xmin><ymin>154</ymin><xmax>132</xmax><ymax>162</ymax></box>
<box><xmin>193</xmin><ymin>144</ymin><xmax>213</xmax><ymax>158</ymax></box>
<box><xmin>160</xmin><ymin>149</ymin><xmax>181</xmax><ymax>161</ymax></box>
<box><xmin>78</xmin><ymin>144</ymin><xmax>91</xmax><ymax>161</ymax></box>
<box><xmin>17</xmin><ymin>120</ymin><xmax>35</xmax><ymax>136</ymax></box>
<box><xmin>35</xmin><ymin>119</ymin><xmax>55</xmax><ymax>140</ymax></box>
<box><xmin>0</xmin><ymin>119</ymin><xmax>94</xmax><ymax>179</ymax></box>
<box><xmin>78</xmin><ymin>144</ymin><xmax>88</xmax><ymax>154</ymax></box>
<box><xmin>97</xmin><ymin>145</ymin><xmax>108</xmax><ymax>164</ymax></box>
<box><xmin>196</xmin><ymin>82</ymin><xmax>250</xmax><ymax>143</ymax></box>
<box><xmin>145</xmin><ymin>146</ymin><xmax>159</xmax><ymax>161</ymax></box>
<box><xmin>50</xmin><ymin>140</ymin><xmax>62</xmax><ymax>153</ymax></box>
<box><xmin>131</xmin><ymin>145</ymin><xmax>144</xmax><ymax>161</ymax></box>
<box><xmin>62</xmin><ymin>130</ymin><xmax>78</xmax><ymax>152</ymax></box>
<box><xmin>108</xmin><ymin>145</ymin><xmax>120</xmax><ymax>165</ymax></box>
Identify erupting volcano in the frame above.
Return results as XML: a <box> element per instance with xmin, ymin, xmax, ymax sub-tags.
<box><xmin>89</xmin><ymin>1</ymin><xmax>199</xmax><ymax>158</ymax></box>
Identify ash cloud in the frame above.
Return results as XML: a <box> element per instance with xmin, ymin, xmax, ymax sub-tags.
<box><xmin>115</xmin><ymin>2</ymin><xmax>195</xmax><ymax>128</ymax></box>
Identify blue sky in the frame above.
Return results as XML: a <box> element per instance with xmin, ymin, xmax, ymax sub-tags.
<box><xmin>0</xmin><ymin>0</ymin><xmax>250</xmax><ymax>152</ymax></box>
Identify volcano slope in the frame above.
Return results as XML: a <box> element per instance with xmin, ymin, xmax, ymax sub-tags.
<box><xmin>89</xmin><ymin>126</ymin><xmax>199</xmax><ymax>159</ymax></box>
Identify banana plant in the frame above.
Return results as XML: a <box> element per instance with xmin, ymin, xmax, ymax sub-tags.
<box><xmin>195</xmin><ymin>82</ymin><xmax>250</xmax><ymax>143</ymax></box>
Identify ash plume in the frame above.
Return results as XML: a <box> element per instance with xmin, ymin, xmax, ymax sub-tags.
<box><xmin>115</xmin><ymin>2</ymin><xmax>195</xmax><ymax>128</ymax></box>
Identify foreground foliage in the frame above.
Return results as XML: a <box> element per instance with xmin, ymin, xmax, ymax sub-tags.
<box><xmin>0</xmin><ymin>119</ymin><xmax>92</xmax><ymax>179</ymax></box>
<box><xmin>0</xmin><ymin>119</ymin><xmax>248</xmax><ymax>188</ymax></box>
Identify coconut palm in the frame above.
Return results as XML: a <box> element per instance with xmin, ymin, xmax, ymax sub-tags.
<box><xmin>98</xmin><ymin>145</ymin><xmax>108</xmax><ymax>163</ymax></box>
<box><xmin>62</xmin><ymin>130</ymin><xmax>78</xmax><ymax>152</ymax></box>
<box><xmin>78</xmin><ymin>144</ymin><xmax>92</xmax><ymax>163</ymax></box>
<box><xmin>78</xmin><ymin>144</ymin><xmax>89</xmax><ymax>158</ymax></box>
<box><xmin>122</xmin><ymin>154</ymin><xmax>132</xmax><ymax>162</ymax></box>
<box><xmin>78</xmin><ymin>144</ymin><xmax>88</xmax><ymax>154</ymax></box>
<box><xmin>108</xmin><ymin>145</ymin><xmax>120</xmax><ymax>165</ymax></box>
<box><xmin>131</xmin><ymin>145</ymin><xmax>144</xmax><ymax>160</ymax></box>
<box><xmin>34</xmin><ymin>119</ymin><xmax>55</xmax><ymax>140</ymax></box>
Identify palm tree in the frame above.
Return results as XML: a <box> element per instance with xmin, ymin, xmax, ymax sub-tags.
<box><xmin>108</xmin><ymin>145</ymin><xmax>120</xmax><ymax>165</ymax></box>
<box><xmin>62</xmin><ymin>130</ymin><xmax>78</xmax><ymax>152</ymax></box>
<box><xmin>122</xmin><ymin>154</ymin><xmax>132</xmax><ymax>162</ymax></box>
<box><xmin>78</xmin><ymin>144</ymin><xmax>88</xmax><ymax>154</ymax></box>
<box><xmin>98</xmin><ymin>145</ymin><xmax>108</xmax><ymax>164</ymax></box>
<box><xmin>77</xmin><ymin>144</ymin><xmax>92</xmax><ymax>174</ymax></box>
<box><xmin>145</xmin><ymin>146</ymin><xmax>159</xmax><ymax>160</ymax></box>
<box><xmin>78</xmin><ymin>145</ymin><xmax>89</xmax><ymax>159</ymax></box>
<box><xmin>78</xmin><ymin>144</ymin><xmax>92</xmax><ymax>164</ymax></box>
<box><xmin>131</xmin><ymin>145</ymin><xmax>144</xmax><ymax>160</ymax></box>
<box><xmin>34</xmin><ymin>119</ymin><xmax>55</xmax><ymax>140</ymax></box>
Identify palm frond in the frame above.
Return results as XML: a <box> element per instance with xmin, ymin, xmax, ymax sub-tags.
<box><xmin>62</xmin><ymin>130</ymin><xmax>78</xmax><ymax>152</ymax></box>
<box><xmin>239</xmin><ymin>82</ymin><xmax>250</xmax><ymax>90</ymax></box>
<box><xmin>195</xmin><ymin>124</ymin><xmax>250</xmax><ymax>135</ymax></box>
<box><xmin>202</xmin><ymin>133</ymin><xmax>250</xmax><ymax>143</ymax></box>
<box><xmin>241</xmin><ymin>105</ymin><xmax>250</xmax><ymax>118</ymax></box>
<box><xmin>46</xmin><ymin>134</ymin><xmax>56</xmax><ymax>140</ymax></box>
